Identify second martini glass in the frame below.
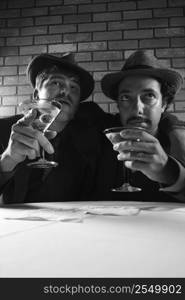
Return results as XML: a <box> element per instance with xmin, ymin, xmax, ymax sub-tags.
<box><xmin>104</xmin><ymin>126</ymin><xmax>145</xmax><ymax>192</ymax></box>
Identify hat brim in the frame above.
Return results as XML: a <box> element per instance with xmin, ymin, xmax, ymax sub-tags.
<box><xmin>27</xmin><ymin>54</ymin><xmax>94</xmax><ymax>102</ymax></box>
<box><xmin>101</xmin><ymin>68</ymin><xmax>183</xmax><ymax>101</ymax></box>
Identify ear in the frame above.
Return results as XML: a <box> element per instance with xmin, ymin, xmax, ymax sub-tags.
<box><xmin>33</xmin><ymin>89</ymin><xmax>39</xmax><ymax>100</ymax></box>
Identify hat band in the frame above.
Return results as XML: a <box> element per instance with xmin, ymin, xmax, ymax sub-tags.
<box><xmin>123</xmin><ymin>64</ymin><xmax>155</xmax><ymax>71</ymax></box>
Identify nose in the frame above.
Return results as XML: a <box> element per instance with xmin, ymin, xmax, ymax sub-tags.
<box><xmin>59</xmin><ymin>89</ymin><xmax>67</xmax><ymax>98</ymax></box>
<box><xmin>58</xmin><ymin>81</ymin><xmax>70</xmax><ymax>98</ymax></box>
<box><xmin>59</xmin><ymin>86</ymin><xmax>69</xmax><ymax>98</ymax></box>
<box><xmin>132</xmin><ymin>97</ymin><xmax>144</xmax><ymax>115</ymax></box>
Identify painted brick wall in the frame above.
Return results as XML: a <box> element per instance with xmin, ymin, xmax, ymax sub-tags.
<box><xmin>0</xmin><ymin>0</ymin><xmax>185</xmax><ymax>119</ymax></box>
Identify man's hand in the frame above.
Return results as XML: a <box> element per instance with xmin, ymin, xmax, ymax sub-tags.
<box><xmin>112</xmin><ymin>128</ymin><xmax>177</xmax><ymax>185</ymax></box>
<box><xmin>0</xmin><ymin>109</ymin><xmax>56</xmax><ymax>172</ymax></box>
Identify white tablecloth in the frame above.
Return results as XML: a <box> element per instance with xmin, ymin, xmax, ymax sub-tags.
<box><xmin>0</xmin><ymin>201</ymin><xmax>185</xmax><ymax>277</ymax></box>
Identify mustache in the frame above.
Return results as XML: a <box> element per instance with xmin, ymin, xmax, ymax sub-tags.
<box><xmin>127</xmin><ymin>116</ymin><xmax>151</xmax><ymax>124</ymax></box>
<box><xmin>52</xmin><ymin>96</ymin><xmax>72</xmax><ymax>106</ymax></box>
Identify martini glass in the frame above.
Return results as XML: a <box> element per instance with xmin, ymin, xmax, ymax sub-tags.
<box><xmin>104</xmin><ymin>126</ymin><xmax>145</xmax><ymax>192</ymax></box>
<box><xmin>19</xmin><ymin>99</ymin><xmax>62</xmax><ymax>168</ymax></box>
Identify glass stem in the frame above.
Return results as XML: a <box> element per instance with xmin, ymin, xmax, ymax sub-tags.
<box><xmin>41</xmin><ymin>148</ymin><xmax>46</xmax><ymax>161</ymax></box>
<box><xmin>123</xmin><ymin>162</ymin><xmax>129</xmax><ymax>184</ymax></box>
<box><xmin>41</xmin><ymin>131</ymin><xmax>46</xmax><ymax>161</ymax></box>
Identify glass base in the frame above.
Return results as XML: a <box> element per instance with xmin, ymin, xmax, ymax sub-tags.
<box><xmin>112</xmin><ymin>183</ymin><xmax>141</xmax><ymax>192</ymax></box>
<box><xmin>27</xmin><ymin>158</ymin><xmax>58</xmax><ymax>169</ymax></box>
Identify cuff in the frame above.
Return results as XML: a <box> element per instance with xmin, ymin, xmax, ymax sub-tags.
<box><xmin>0</xmin><ymin>160</ymin><xmax>15</xmax><ymax>191</ymax></box>
<box><xmin>0</xmin><ymin>169</ymin><xmax>15</xmax><ymax>190</ymax></box>
<box><xmin>159</xmin><ymin>156</ymin><xmax>185</xmax><ymax>193</ymax></box>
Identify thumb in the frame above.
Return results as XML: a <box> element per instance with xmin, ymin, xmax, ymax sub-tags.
<box><xmin>44</xmin><ymin>130</ymin><xmax>57</xmax><ymax>140</ymax></box>
<box><xmin>17</xmin><ymin>108</ymin><xmax>38</xmax><ymax>126</ymax></box>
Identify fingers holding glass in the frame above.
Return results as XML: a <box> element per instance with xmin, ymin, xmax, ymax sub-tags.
<box><xmin>18</xmin><ymin>99</ymin><xmax>62</xmax><ymax>168</ymax></box>
<box><xmin>104</xmin><ymin>126</ymin><xmax>142</xmax><ymax>192</ymax></box>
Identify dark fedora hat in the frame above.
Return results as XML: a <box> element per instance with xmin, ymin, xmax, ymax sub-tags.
<box><xmin>27</xmin><ymin>52</ymin><xmax>94</xmax><ymax>102</ymax></box>
<box><xmin>101</xmin><ymin>50</ymin><xmax>183</xmax><ymax>101</ymax></box>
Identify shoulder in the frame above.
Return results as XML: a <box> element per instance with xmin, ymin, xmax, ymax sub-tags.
<box><xmin>159</xmin><ymin>112</ymin><xmax>185</xmax><ymax>133</ymax></box>
<box><xmin>0</xmin><ymin>114</ymin><xmax>22</xmax><ymax>127</ymax></box>
<box><xmin>76</xmin><ymin>101</ymin><xmax>107</xmax><ymax>121</ymax></box>
<box><xmin>159</xmin><ymin>112</ymin><xmax>185</xmax><ymax>143</ymax></box>
<box><xmin>75</xmin><ymin>101</ymin><xmax>120</xmax><ymax>130</ymax></box>
<box><xmin>0</xmin><ymin>114</ymin><xmax>23</xmax><ymax>147</ymax></box>
<box><xmin>159</xmin><ymin>113</ymin><xmax>185</xmax><ymax>161</ymax></box>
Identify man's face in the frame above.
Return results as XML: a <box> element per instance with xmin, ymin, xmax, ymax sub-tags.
<box><xmin>117</xmin><ymin>75</ymin><xmax>166</xmax><ymax>135</ymax></box>
<box><xmin>35</xmin><ymin>70</ymin><xmax>81</xmax><ymax>123</ymax></box>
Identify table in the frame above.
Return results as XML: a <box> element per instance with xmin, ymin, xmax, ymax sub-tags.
<box><xmin>0</xmin><ymin>201</ymin><xmax>185</xmax><ymax>278</ymax></box>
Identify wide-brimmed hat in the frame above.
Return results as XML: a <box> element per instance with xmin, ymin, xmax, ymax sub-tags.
<box><xmin>27</xmin><ymin>52</ymin><xmax>94</xmax><ymax>102</ymax></box>
<box><xmin>101</xmin><ymin>50</ymin><xmax>183</xmax><ymax>101</ymax></box>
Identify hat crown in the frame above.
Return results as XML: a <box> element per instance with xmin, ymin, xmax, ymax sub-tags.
<box><xmin>123</xmin><ymin>50</ymin><xmax>161</xmax><ymax>71</ymax></box>
<box><xmin>101</xmin><ymin>49</ymin><xmax>183</xmax><ymax>102</ymax></box>
<box><xmin>56</xmin><ymin>52</ymin><xmax>76</xmax><ymax>64</ymax></box>
<box><xmin>37</xmin><ymin>52</ymin><xmax>76</xmax><ymax>65</ymax></box>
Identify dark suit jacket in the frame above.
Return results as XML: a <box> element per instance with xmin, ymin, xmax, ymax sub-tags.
<box><xmin>0</xmin><ymin>102</ymin><xmax>115</xmax><ymax>203</ymax></box>
<box><xmin>1</xmin><ymin>102</ymin><xmax>185</xmax><ymax>203</ymax></box>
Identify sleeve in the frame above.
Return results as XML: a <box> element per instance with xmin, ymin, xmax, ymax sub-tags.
<box><xmin>0</xmin><ymin>115</ymin><xmax>22</xmax><ymax>195</ymax></box>
<box><xmin>0</xmin><ymin>163</ymin><xmax>15</xmax><ymax>195</ymax></box>
<box><xmin>159</xmin><ymin>126</ymin><xmax>185</xmax><ymax>202</ymax></box>
<box><xmin>159</xmin><ymin>157</ymin><xmax>185</xmax><ymax>192</ymax></box>
<box><xmin>159</xmin><ymin>112</ymin><xmax>185</xmax><ymax>134</ymax></box>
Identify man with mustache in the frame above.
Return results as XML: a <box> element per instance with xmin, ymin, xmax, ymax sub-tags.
<box><xmin>0</xmin><ymin>51</ymin><xmax>185</xmax><ymax>203</ymax></box>
<box><xmin>100</xmin><ymin>50</ymin><xmax>185</xmax><ymax>202</ymax></box>
<box><xmin>0</xmin><ymin>53</ymin><xmax>109</xmax><ymax>203</ymax></box>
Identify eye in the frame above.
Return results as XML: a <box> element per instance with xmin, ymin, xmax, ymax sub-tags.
<box><xmin>146</xmin><ymin>92</ymin><xmax>156</xmax><ymax>99</ymax></box>
<box><xmin>141</xmin><ymin>92</ymin><xmax>157</xmax><ymax>104</ymax></box>
<box><xmin>49</xmin><ymin>80</ymin><xmax>60</xmax><ymax>87</ymax></box>
<box><xmin>118</xmin><ymin>94</ymin><xmax>130</xmax><ymax>102</ymax></box>
<box><xmin>52</xmin><ymin>81</ymin><xmax>66</xmax><ymax>90</ymax></box>
<box><xmin>71</xmin><ymin>84</ymin><xmax>76</xmax><ymax>90</ymax></box>
<box><xmin>70</xmin><ymin>82</ymin><xmax>80</xmax><ymax>93</ymax></box>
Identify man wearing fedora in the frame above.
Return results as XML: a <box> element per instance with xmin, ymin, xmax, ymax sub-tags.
<box><xmin>100</xmin><ymin>50</ymin><xmax>185</xmax><ymax>202</ymax></box>
<box><xmin>0</xmin><ymin>50</ymin><xmax>185</xmax><ymax>203</ymax></box>
<box><xmin>0</xmin><ymin>52</ymin><xmax>113</xmax><ymax>203</ymax></box>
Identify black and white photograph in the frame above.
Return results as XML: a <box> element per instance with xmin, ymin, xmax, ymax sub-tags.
<box><xmin>0</xmin><ymin>0</ymin><xmax>185</xmax><ymax>298</ymax></box>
